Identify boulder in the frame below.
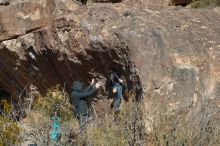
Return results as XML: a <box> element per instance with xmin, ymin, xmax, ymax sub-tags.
<box><xmin>0</xmin><ymin>0</ymin><xmax>79</xmax><ymax>41</ymax></box>
<box><xmin>0</xmin><ymin>0</ymin><xmax>10</xmax><ymax>6</ymax></box>
<box><xmin>0</xmin><ymin>1</ymin><xmax>219</xmax><ymax>110</ymax></box>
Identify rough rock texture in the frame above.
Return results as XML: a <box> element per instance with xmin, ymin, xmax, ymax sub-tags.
<box><xmin>123</xmin><ymin>0</ymin><xmax>191</xmax><ymax>7</ymax></box>
<box><xmin>0</xmin><ymin>0</ymin><xmax>10</xmax><ymax>6</ymax></box>
<box><xmin>79</xmin><ymin>0</ymin><xmax>189</xmax><ymax>7</ymax></box>
<box><xmin>93</xmin><ymin>0</ymin><xmax>122</xmax><ymax>3</ymax></box>
<box><xmin>0</xmin><ymin>0</ymin><xmax>79</xmax><ymax>41</ymax></box>
<box><xmin>124</xmin><ymin>0</ymin><xmax>171</xmax><ymax>6</ymax></box>
<box><xmin>0</xmin><ymin>0</ymin><xmax>220</xmax><ymax>112</ymax></box>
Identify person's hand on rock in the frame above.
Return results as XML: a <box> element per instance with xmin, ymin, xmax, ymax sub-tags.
<box><xmin>119</xmin><ymin>79</ymin><xmax>123</xmax><ymax>83</ymax></box>
<box><xmin>95</xmin><ymin>82</ymin><xmax>101</xmax><ymax>89</ymax></box>
<box><xmin>91</xmin><ymin>78</ymin><xmax>95</xmax><ymax>85</ymax></box>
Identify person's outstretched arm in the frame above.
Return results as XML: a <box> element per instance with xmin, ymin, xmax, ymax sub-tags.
<box><xmin>113</xmin><ymin>72</ymin><xmax>120</xmax><ymax>81</ymax></box>
<box><xmin>72</xmin><ymin>85</ymin><xmax>96</xmax><ymax>99</ymax></box>
<box><xmin>112</xmin><ymin>72</ymin><xmax>123</xmax><ymax>83</ymax></box>
<box><xmin>83</xmin><ymin>85</ymin><xmax>93</xmax><ymax>92</ymax></box>
<box><xmin>83</xmin><ymin>79</ymin><xmax>95</xmax><ymax>92</ymax></box>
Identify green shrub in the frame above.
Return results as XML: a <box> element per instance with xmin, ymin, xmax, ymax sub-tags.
<box><xmin>0</xmin><ymin>99</ymin><xmax>12</xmax><ymax>114</ymax></box>
<box><xmin>20</xmin><ymin>85</ymin><xmax>77</xmax><ymax>145</ymax></box>
<box><xmin>0</xmin><ymin>99</ymin><xmax>20</xmax><ymax>146</ymax></box>
<box><xmin>34</xmin><ymin>85</ymin><xmax>73</xmax><ymax>121</ymax></box>
<box><xmin>191</xmin><ymin>0</ymin><xmax>220</xmax><ymax>8</ymax></box>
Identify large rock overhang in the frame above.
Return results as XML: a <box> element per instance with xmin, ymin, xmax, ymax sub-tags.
<box><xmin>0</xmin><ymin>16</ymin><xmax>142</xmax><ymax>100</ymax></box>
<box><xmin>0</xmin><ymin>2</ymin><xmax>220</xmax><ymax>106</ymax></box>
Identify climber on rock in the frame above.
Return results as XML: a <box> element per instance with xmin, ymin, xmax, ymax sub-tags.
<box><xmin>112</xmin><ymin>82</ymin><xmax>123</xmax><ymax>113</ymax></box>
<box><xmin>109</xmin><ymin>67</ymin><xmax>123</xmax><ymax>87</ymax></box>
<box><xmin>106</xmin><ymin>67</ymin><xmax>127</xmax><ymax>112</ymax></box>
<box><xmin>106</xmin><ymin>67</ymin><xmax>123</xmax><ymax>98</ymax></box>
<box><xmin>71</xmin><ymin>79</ymin><xmax>101</xmax><ymax>126</ymax></box>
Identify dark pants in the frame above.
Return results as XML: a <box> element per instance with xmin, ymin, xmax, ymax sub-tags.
<box><xmin>113</xmin><ymin>98</ymin><xmax>121</xmax><ymax>112</ymax></box>
<box><xmin>76</xmin><ymin>114</ymin><xmax>90</xmax><ymax>131</ymax></box>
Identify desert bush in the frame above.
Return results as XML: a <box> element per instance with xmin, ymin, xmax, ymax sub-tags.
<box><xmin>19</xmin><ymin>85</ymin><xmax>146</xmax><ymax>146</ymax></box>
<box><xmin>0</xmin><ymin>100</ymin><xmax>20</xmax><ymax>146</ymax></box>
<box><xmin>191</xmin><ymin>0</ymin><xmax>220</xmax><ymax>8</ymax></box>
<box><xmin>147</xmin><ymin>97</ymin><xmax>220</xmax><ymax>146</ymax></box>
<box><xmin>33</xmin><ymin>85</ymin><xmax>73</xmax><ymax>121</ymax></box>
<box><xmin>4</xmin><ymin>84</ymin><xmax>220</xmax><ymax>146</ymax></box>
<box><xmin>72</xmin><ymin>100</ymin><xmax>146</xmax><ymax>146</ymax></box>
<box><xmin>19</xmin><ymin>85</ymin><xmax>77</xmax><ymax>145</ymax></box>
<box><xmin>0</xmin><ymin>99</ymin><xmax>12</xmax><ymax>114</ymax></box>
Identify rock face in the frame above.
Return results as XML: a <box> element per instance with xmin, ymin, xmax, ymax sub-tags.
<box><xmin>124</xmin><ymin>0</ymin><xmax>171</xmax><ymax>6</ymax></box>
<box><xmin>0</xmin><ymin>0</ymin><xmax>10</xmax><ymax>6</ymax></box>
<box><xmin>93</xmin><ymin>0</ymin><xmax>122</xmax><ymax>3</ymax></box>
<box><xmin>0</xmin><ymin>0</ymin><xmax>79</xmax><ymax>41</ymax></box>
<box><xmin>123</xmin><ymin>0</ymin><xmax>190</xmax><ymax>7</ymax></box>
<box><xmin>0</xmin><ymin>0</ymin><xmax>220</xmax><ymax>112</ymax></box>
<box><xmin>172</xmin><ymin>0</ymin><xmax>191</xmax><ymax>5</ymax></box>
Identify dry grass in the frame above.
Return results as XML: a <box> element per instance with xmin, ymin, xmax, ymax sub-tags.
<box><xmin>71</xmin><ymin>101</ymin><xmax>145</xmax><ymax>146</ymax></box>
<box><xmin>144</xmin><ymin>96</ymin><xmax>220</xmax><ymax>146</ymax></box>
<box><xmin>7</xmin><ymin>85</ymin><xmax>144</xmax><ymax>146</ymax></box>
<box><xmin>1</xmin><ymin>85</ymin><xmax>220</xmax><ymax>146</ymax></box>
<box><xmin>19</xmin><ymin>86</ymin><xmax>145</xmax><ymax>146</ymax></box>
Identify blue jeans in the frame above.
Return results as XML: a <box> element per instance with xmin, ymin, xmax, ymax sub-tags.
<box><xmin>114</xmin><ymin>98</ymin><xmax>121</xmax><ymax>111</ymax></box>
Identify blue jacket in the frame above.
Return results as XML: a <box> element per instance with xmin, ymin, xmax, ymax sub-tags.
<box><xmin>113</xmin><ymin>83</ymin><xmax>123</xmax><ymax>100</ymax></box>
